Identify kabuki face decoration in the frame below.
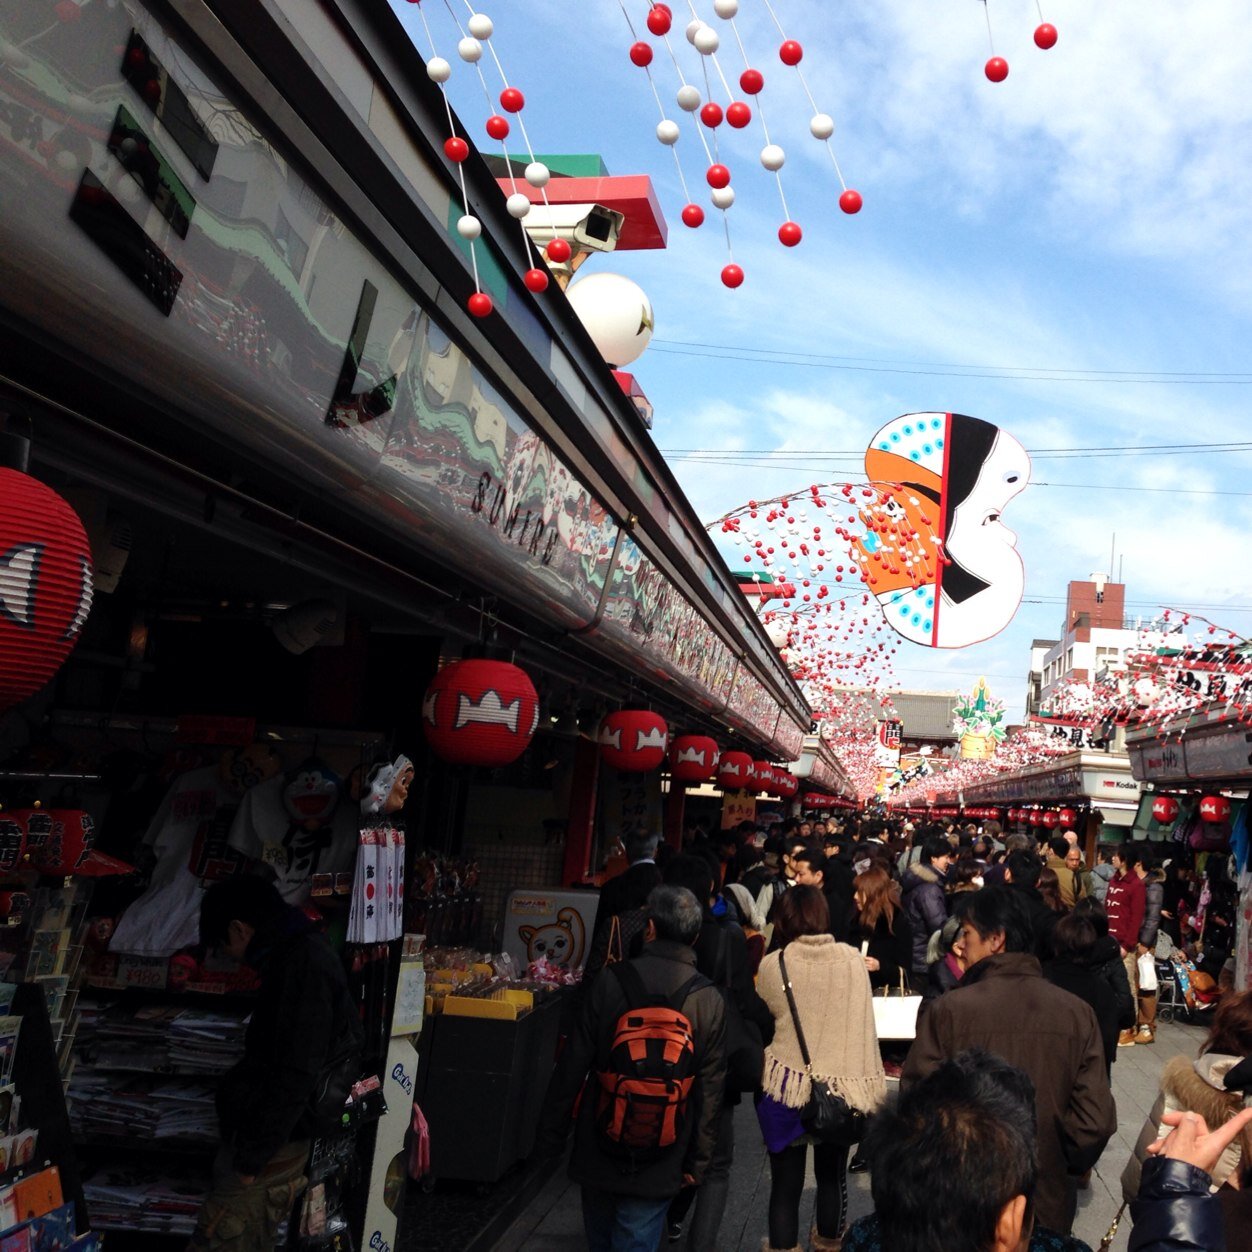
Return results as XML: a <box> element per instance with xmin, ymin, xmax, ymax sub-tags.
<box><xmin>858</xmin><ymin>412</ymin><xmax>1030</xmax><ymax>649</ymax></box>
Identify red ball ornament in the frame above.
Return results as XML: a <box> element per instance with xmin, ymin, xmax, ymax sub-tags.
<box><xmin>669</xmin><ymin>734</ymin><xmax>720</xmax><ymax>783</ymax></box>
<box><xmin>740</xmin><ymin>67</ymin><xmax>764</xmax><ymax>95</ymax></box>
<box><xmin>485</xmin><ymin>114</ymin><xmax>510</xmax><ymax>140</ymax></box>
<box><xmin>599</xmin><ymin>710</ymin><xmax>669</xmax><ymax>772</ymax></box>
<box><xmin>1151</xmin><ymin>796</ymin><xmax>1180</xmax><ymax>824</ymax></box>
<box><xmin>467</xmin><ymin>292</ymin><xmax>493</xmax><ymax>318</ymax></box>
<box><xmin>721</xmin><ymin>263</ymin><xmax>744</xmax><ymax>288</ymax></box>
<box><xmin>422</xmin><ymin>658</ymin><xmax>540</xmax><ymax>766</ymax></box>
<box><xmin>778</xmin><ymin>221</ymin><xmax>802</xmax><ymax>247</ymax></box>
<box><xmin>706</xmin><ymin>163</ymin><xmax>731</xmax><ymax>188</ymax></box>
<box><xmin>717</xmin><ymin>750</ymin><xmax>754</xmax><ymax>791</ymax></box>
<box><xmin>985</xmin><ymin>56</ymin><xmax>1009</xmax><ymax>83</ymax></box>
<box><xmin>499</xmin><ymin>87</ymin><xmax>525</xmax><ymax>113</ymax></box>
<box><xmin>726</xmin><ymin>101</ymin><xmax>752</xmax><ymax>128</ymax></box>
<box><xmin>839</xmin><ymin>189</ymin><xmax>863</xmax><ymax>214</ymax></box>
<box><xmin>1199</xmin><ymin>794</ymin><xmax>1231</xmax><ymax>824</ymax></box>
<box><xmin>646</xmin><ymin>5</ymin><xmax>672</xmax><ymax>36</ymax></box>
<box><xmin>523</xmin><ymin>268</ymin><xmax>549</xmax><ymax>293</ymax></box>
<box><xmin>681</xmin><ymin>203</ymin><xmax>705</xmax><ymax>228</ymax></box>
<box><xmin>443</xmin><ymin>136</ymin><xmax>469</xmax><ymax>162</ymax></box>
<box><xmin>545</xmin><ymin>237</ymin><xmax>572</xmax><ymax>263</ymax></box>
<box><xmin>0</xmin><ymin>468</ymin><xmax>93</xmax><ymax>712</ymax></box>
<box><xmin>779</xmin><ymin>40</ymin><xmax>803</xmax><ymax>66</ymax></box>
<box><xmin>629</xmin><ymin>41</ymin><xmax>653</xmax><ymax>68</ymax></box>
<box><xmin>1058</xmin><ymin>808</ymin><xmax>1078</xmax><ymax>828</ymax></box>
<box><xmin>700</xmin><ymin>102</ymin><xmax>724</xmax><ymax>128</ymax></box>
<box><xmin>1042</xmin><ymin>810</ymin><xmax>1060</xmax><ymax>829</ymax></box>
<box><xmin>1034</xmin><ymin>23</ymin><xmax>1058</xmax><ymax>50</ymax></box>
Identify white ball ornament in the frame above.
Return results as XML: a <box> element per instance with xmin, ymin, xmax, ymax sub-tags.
<box><xmin>457</xmin><ymin>37</ymin><xmax>482</xmax><ymax>63</ymax></box>
<box><xmin>760</xmin><ymin>143</ymin><xmax>786</xmax><ymax>171</ymax></box>
<box><xmin>693</xmin><ymin>25</ymin><xmax>720</xmax><ymax>54</ymax></box>
<box><xmin>685</xmin><ymin>19</ymin><xmax>703</xmax><ymax>45</ymax></box>
<box><xmin>713</xmin><ymin>0</ymin><xmax>739</xmax><ymax>17</ymax></box>
<box><xmin>456</xmin><ymin>214</ymin><xmax>482</xmax><ymax>240</ymax></box>
<box><xmin>426</xmin><ymin>56</ymin><xmax>452</xmax><ymax>84</ymax></box>
<box><xmin>656</xmin><ymin>119</ymin><xmax>680</xmax><ymax>145</ymax></box>
<box><xmin>677</xmin><ymin>84</ymin><xmax>702</xmax><ymax>112</ymax></box>
<box><xmin>711</xmin><ymin>186</ymin><xmax>735</xmax><ymax>209</ymax></box>
<box><xmin>565</xmin><ymin>273</ymin><xmax>655</xmax><ymax>368</ymax></box>
<box><xmin>466</xmin><ymin>13</ymin><xmax>494</xmax><ymax>39</ymax></box>
<box><xmin>506</xmin><ymin>193</ymin><xmax>532</xmax><ymax>219</ymax></box>
<box><xmin>524</xmin><ymin>161</ymin><xmax>550</xmax><ymax>188</ymax></box>
<box><xmin>809</xmin><ymin>113</ymin><xmax>835</xmax><ymax>140</ymax></box>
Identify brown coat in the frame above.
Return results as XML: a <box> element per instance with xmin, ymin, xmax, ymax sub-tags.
<box><xmin>902</xmin><ymin>952</ymin><xmax>1116</xmax><ymax>1235</ymax></box>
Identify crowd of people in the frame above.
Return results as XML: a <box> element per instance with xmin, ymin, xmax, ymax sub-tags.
<box><xmin>538</xmin><ymin>814</ymin><xmax>1250</xmax><ymax>1252</ymax></box>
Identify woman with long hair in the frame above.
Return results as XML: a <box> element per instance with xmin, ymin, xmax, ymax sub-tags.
<box><xmin>756</xmin><ymin>886</ymin><xmax>886</xmax><ymax>1252</ymax></box>
<box><xmin>1038</xmin><ymin>866</ymin><xmax>1066</xmax><ymax>914</ymax></box>
<box><xmin>846</xmin><ymin>865</ymin><xmax>913</xmax><ymax>992</ymax></box>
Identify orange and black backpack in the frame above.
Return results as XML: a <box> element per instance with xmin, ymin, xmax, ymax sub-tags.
<box><xmin>594</xmin><ymin>962</ymin><xmax>706</xmax><ymax>1164</ymax></box>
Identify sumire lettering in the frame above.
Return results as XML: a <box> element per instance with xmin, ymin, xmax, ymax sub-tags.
<box><xmin>470</xmin><ymin>472</ymin><xmax>559</xmax><ymax>566</ymax></box>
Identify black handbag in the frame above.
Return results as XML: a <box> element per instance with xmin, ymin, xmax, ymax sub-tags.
<box><xmin>778</xmin><ymin>950</ymin><xmax>866</xmax><ymax>1146</ymax></box>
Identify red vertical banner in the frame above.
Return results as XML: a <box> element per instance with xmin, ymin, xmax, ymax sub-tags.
<box><xmin>563</xmin><ymin>737</ymin><xmax>600</xmax><ymax>885</ymax></box>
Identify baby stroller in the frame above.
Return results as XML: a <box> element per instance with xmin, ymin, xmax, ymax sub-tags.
<box><xmin>1154</xmin><ymin>950</ymin><xmax>1217</xmax><ymax>1026</ymax></box>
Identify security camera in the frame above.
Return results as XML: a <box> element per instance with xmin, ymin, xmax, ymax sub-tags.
<box><xmin>523</xmin><ymin>202</ymin><xmax>626</xmax><ymax>287</ymax></box>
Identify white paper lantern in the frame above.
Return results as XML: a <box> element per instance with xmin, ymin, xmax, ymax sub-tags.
<box><xmin>506</xmin><ymin>193</ymin><xmax>532</xmax><ymax>219</ymax></box>
<box><xmin>694</xmin><ymin>25</ymin><xmax>720</xmax><ymax>54</ymax></box>
<box><xmin>711</xmin><ymin>186</ymin><xmax>735</xmax><ymax>209</ymax></box>
<box><xmin>426</xmin><ymin>56</ymin><xmax>452</xmax><ymax>84</ymax></box>
<box><xmin>656</xmin><ymin>119</ymin><xmax>680</xmax><ymax>145</ymax></box>
<box><xmin>677</xmin><ymin>84</ymin><xmax>702</xmax><ymax>112</ymax></box>
<box><xmin>565</xmin><ymin>273</ymin><xmax>655</xmax><ymax>368</ymax></box>
<box><xmin>714</xmin><ymin>0</ymin><xmax>739</xmax><ymax>17</ymax></box>
<box><xmin>525</xmin><ymin>161</ymin><xmax>550</xmax><ymax>187</ymax></box>
<box><xmin>760</xmin><ymin>144</ymin><xmax>786</xmax><ymax>171</ymax></box>
<box><xmin>810</xmin><ymin>113</ymin><xmax>835</xmax><ymax>140</ymax></box>
<box><xmin>457</xmin><ymin>37</ymin><xmax>482</xmax><ymax>63</ymax></box>
<box><xmin>456</xmin><ymin>214</ymin><xmax>482</xmax><ymax>240</ymax></box>
<box><xmin>466</xmin><ymin>13</ymin><xmax>494</xmax><ymax>39</ymax></box>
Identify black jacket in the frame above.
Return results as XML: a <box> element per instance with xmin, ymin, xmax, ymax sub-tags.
<box><xmin>1044</xmin><ymin>958</ymin><xmax>1121</xmax><ymax>1073</ymax></box>
<box><xmin>1129</xmin><ymin>1158</ymin><xmax>1226</xmax><ymax>1252</ymax></box>
<box><xmin>846</xmin><ymin>909</ymin><xmax>913</xmax><ymax>992</ymax></box>
<box><xmin>217</xmin><ymin>910</ymin><xmax>363</xmax><ymax>1174</ymax></box>
<box><xmin>1009</xmin><ymin>883</ymin><xmax>1060</xmax><ymax>961</ymax></box>
<box><xmin>901</xmin><ymin>864</ymin><xmax>947</xmax><ymax>974</ymax></box>
<box><xmin>594</xmin><ymin>861</ymin><xmax>662</xmax><ymax>928</ymax></box>
<box><xmin>1088</xmin><ymin>934</ymin><xmax>1136</xmax><ymax>1030</ymax></box>
<box><xmin>1138</xmin><ymin>872</ymin><xmax>1165</xmax><ymax>949</ymax></box>
<box><xmin>822</xmin><ymin>857</ymin><xmax>855</xmax><ymax>942</ymax></box>
<box><xmin>539</xmin><ymin>940</ymin><xmax>727</xmax><ymax>1196</ymax></box>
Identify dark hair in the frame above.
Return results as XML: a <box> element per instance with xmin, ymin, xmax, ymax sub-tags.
<box><xmin>200</xmin><ymin>876</ymin><xmax>287</xmax><ymax>948</ymax></box>
<box><xmin>763</xmin><ymin>834</ymin><xmax>785</xmax><ymax>858</ymax></box>
<box><xmin>1006</xmin><ymin>848</ymin><xmax>1042</xmax><ymax>889</ymax></box>
<box><xmin>1048</xmin><ymin>835</ymin><xmax>1069</xmax><ymax>859</ymax></box>
<box><xmin>663</xmin><ymin>854</ymin><xmax>715</xmax><ymax>906</ymax></box>
<box><xmin>964</xmin><ymin>885</ymin><xmax>1033</xmax><ymax>955</ymax></box>
<box><xmin>1110</xmin><ymin>843</ymin><xmax>1129</xmax><ymax>865</ymax></box>
<box><xmin>1072</xmin><ymin>896</ymin><xmax>1111</xmax><ymax>939</ymax></box>
<box><xmin>1050</xmin><ymin>912</ymin><xmax>1098</xmax><ymax>962</ymax></box>
<box><xmin>792</xmin><ymin>847</ymin><xmax>826</xmax><ymax>881</ymax></box>
<box><xmin>1203</xmin><ymin>988</ymin><xmax>1252</xmax><ymax>1057</ymax></box>
<box><xmin>921</xmin><ymin>835</ymin><xmax>952</xmax><ymax>865</ymax></box>
<box><xmin>854</xmin><ymin>865</ymin><xmax>899</xmax><ymax>934</ymax></box>
<box><xmin>1096</xmin><ymin>845</ymin><xmax>1114</xmax><ymax>864</ymax></box>
<box><xmin>1133</xmin><ymin>848</ymin><xmax>1158</xmax><ymax>873</ymax></box>
<box><xmin>866</xmin><ymin>1048</ymin><xmax>1037</xmax><ymax>1252</ymax></box>
<box><xmin>1037</xmin><ymin>867</ymin><xmax>1064</xmax><ymax>913</ymax></box>
<box><xmin>946</xmin><ymin>858</ymin><xmax>982</xmax><ymax>890</ymax></box>
<box><xmin>772</xmin><ymin>884</ymin><xmax>829</xmax><ymax>945</ymax></box>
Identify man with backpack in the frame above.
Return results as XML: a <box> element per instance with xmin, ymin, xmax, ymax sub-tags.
<box><xmin>539</xmin><ymin>885</ymin><xmax>728</xmax><ymax>1252</ymax></box>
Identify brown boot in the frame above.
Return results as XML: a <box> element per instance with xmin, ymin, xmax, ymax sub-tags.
<box><xmin>809</xmin><ymin>1227</ymin><xmax>843</xmax><ymax>1252</ymax></box>
<box><xmin>1137</xmin><ymin>993</ymin><xmax>1157</xmax><ymax>1043</ymax></box>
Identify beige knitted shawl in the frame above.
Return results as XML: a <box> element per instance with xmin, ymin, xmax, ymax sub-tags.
<box><xmin>757</xmin><ymin>934</ymin><xmax>887</xmax><ymax>1113</ymax></box>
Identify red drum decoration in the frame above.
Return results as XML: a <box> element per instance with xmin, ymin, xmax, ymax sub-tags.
<box><xmin>717</xmin><ymin>750</ymin><xmax>754</xmax><ymax>791</ymax></box>
<box><xmin>0</xmin><ymin>811</ymin><xmax>25</xmax><ymax>872</ymax></box>
<box><xmin>1058</xmin><ymin>808</ymin><xmax>1078</xmax><ymax>828</ymax></box>
<box><xmin>669</xmin><ymin>735</ymin><xmax>719</xmax><ymax>783</ymax></box>
<box><xmin>422</xmin><ymin>658</ymin><xmax>540</xmax><ymax>767</ymax></box>
<box><xmin>1151</xmin><ymin>796</ymin><xmax>1180</xmax><ymax>824</ymax></box>
<box><xmin>1199</xmin><ymin>794</ymin><xmax>1231</xmax><ymax>824</ymax></box>
<box><xmin>37</xmin><ymin>809</ymin><xmax>95</xmax><ymax>874</ymax></box>
<box><xmin>1042</xmin><ymin>811</ymin><xmax>1060</xmax><ymax>829</ymax></box>
<box><xmin>0</xmin><ymin>468</ymin><xmax>93</xmax><ymax>712</ymax></box>
<box><xmin>599</xmin><ymin>709</ymin><xmax>668</xmax><ymax>772</ymax></box>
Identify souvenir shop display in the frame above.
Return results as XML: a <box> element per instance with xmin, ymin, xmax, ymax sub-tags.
<box><xmin>347</xmin><ymin>756</ymin><xmax>411</xmax><ymax>945</ymax></box>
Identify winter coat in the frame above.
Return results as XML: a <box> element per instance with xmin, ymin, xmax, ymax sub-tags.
<box><xmin>1105</xmin><ymin>868</ymin><xmax>1146</xmax><ymax>953</ymax></box>
<box><xmin>1122</xmin><ymin>1052</ymin><xmax>1252</xmax><ymax>1200</ymax></box>
<box><xmin>846</xmin><ymin>908</ymin><xmax>914</xmax><ymax>993</ymax></box>
<box><xmin>1090</xmin><ymin>861</ymin><xmax>1116</xmax><ymax>903</ymax></box>
<box><xmin>1087</xmin><ymin>934</ymin><xmax>1136</xmax><ymax>1031</ymax></box>
<box><xmin>538</xmin><ymin>939</ymin><xmax>727</xmax><ymax>1195</ymax></box>
<box><xmin>1138</xmin><ymin>870</ymin><xmax>1165</xmax><ymax>949</ymax></box>
<box><xmin>821</xmin><ymin>855</ymin><xmax>855</xmax><ymax>942</ymax></box>
<box><xmin>1044</xmin><ymin>957</ymin><xmax>1121</xmax><ymax>1073</ymax></box>
<box><xmin>1045</xmin><ymin>854</ymin><xmax>1083</xmax><ymax>910</ymax></box>
<box><xmin>1128</xmin><ymin>1158</ymin><xmax>1226</xmax><ymax>1252</ymax></box>
<box><xmin>903</xmin><ymin>952</ymin><xmax>1116</xmax><ymax>1235</ymax></box>
<box><xmin>901</xmin><ymin>863</ymin><xmax>947</xmax><ymax>975</ymax></box>
<box><xmin>1009</xmin><ymin>883</ymin><xmax>1060</xmax><ymax>960</ymax></box>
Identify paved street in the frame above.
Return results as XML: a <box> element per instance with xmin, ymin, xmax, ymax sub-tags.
<box><xmin>495</xmin><ymin>1015</ymin><xmax>1208</xmax><ymax>1252</ymax></box>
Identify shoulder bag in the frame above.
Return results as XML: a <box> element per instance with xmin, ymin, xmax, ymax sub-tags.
<box><xmin>778</xmin><ymin>950</ymin><xmax>865</xmax><ymax>1146</ymax></box>
<box><xmin>870</xmin><ymin>971</ymin><xmax>923</xmax><ymax>1042</ymax></box>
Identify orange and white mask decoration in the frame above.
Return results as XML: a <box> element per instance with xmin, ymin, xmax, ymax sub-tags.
<box><xmin>855</xmin><ymin>412</ymin><xmax>1030</xmax><ymax>649</ymax></box>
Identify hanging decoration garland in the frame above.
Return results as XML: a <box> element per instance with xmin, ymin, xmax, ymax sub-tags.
<box><xmin>977</xmin><ymin>0</ymin><xmax>1060</xmax><ymax>83</ymax></box>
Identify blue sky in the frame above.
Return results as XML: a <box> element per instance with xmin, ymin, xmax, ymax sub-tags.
<box><xmin>391</xmin><ymin>1</ymin><xmax>1252</xmax><ymax>720</ymax></box>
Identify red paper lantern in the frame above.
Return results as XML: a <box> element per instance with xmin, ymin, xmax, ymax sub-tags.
<box><xmin>599</xmin><ymin>709</ymin><xmax>668</xmax><ymax>772</ymax></box>
<box><xmin>669</xmin><ymin>735</ymin><xmax>719</xmax><ymax>784</ymax></box>
<box><xmin>750</xmin><ymin>760</ymin><xmax>773</xmax><ymax>791</ymax></box>
<box><xmin>776</xmin><ymin>773</ymin><xmax>799</xmax><ymax>799</ymax></box>
<box><xmin>36</xmin><ymin>809</ymin><xmax>95</xmax><ymax>875</ymax></box>
<box><xmin>1151</xmin><ymin>796</ymin><xmax>1180</xmax><ymax>824</ymax></box>
<box><xmin>1042</xmin><ymin>811</ymin><xmax>1060</xmax><ymax>829</ymax></box>
<box><xmin>1027</xmin><ymin>808</ymin><xmax>1044</xmax><ymax>826</ymax></box>
<box><xmin>0</xmin><ymin>468</ymin><xmax>93</xmax><ymax>712</ymax></box>
<box><xmin>1199</xmin><ymin>795</ymin><xmax>1231</xmax><ymax>824</ymax></box>
<box><xmin>717</xmin><ymin>750</ymin><xmax>753</xmax><ymax>791</ymax></box>
<box><xmin>422</xmin><ymin>658</ymin><xmax>539</xmax><ymax>767</ymax></box>
<box><xmin>1058</xmin><ymin>808</ymin><xmax>1078</xmax><ymax>828</ymax></box>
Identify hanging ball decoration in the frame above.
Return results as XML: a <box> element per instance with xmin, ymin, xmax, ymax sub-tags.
<box><xmin>646</xmin><ymin>5</ymin><xmax>672</xmax><ymax>36</ymax></box>
<box><xmin>721</xmin><ymin>263</ymin><xmax>744</xmax><ymax>288</ymax></box>
<box><xmin>760</xmin><ymin>144</ymin><xmax>785</xmax><ymax>171</ymax></box>
<box><xmin>717</xmin><ymin>750</ymin><xmax>754</xmax><ymax>791</ymax></box>
<box><xmin>426</xmin><ymin>56</ymin><xmax>452</xmax><ymax>84</ymax></box>
<box><xmin>599</xmin><ymin>709</ymin><xmax>669</xmax><ymax>772</ymax></box>
<box><xmin>779</xmin><ymin>39</ymin><xmax>803</xmax><ymax>66</ymax></box>
<box><xmin>809</xmin><ymin>112</ymin><xmax>834</xmax><ymax>140</ymax></box>
<box><xmin>778</xmin><ymin>221</ymin><xmax>802</xmax><ymax>247</ymax></box>
<box><xmin>630</xmin><ymin>41</ymin><xmax>654</xmax><ymax>67</ymax></box>
<box><xmin>677</xmin><ymin>84</ymin><xmax>702</xmax><ymax>112</ymax></box>
<box><xmin>706</xmin><ymin>162</ymin><xmax>731</xmax><ymax>188</ymax></box>
<box><xmin>713</xmin><ymin>0</ymin><xmax>739</xmax><ymax>17</ymax></box>
<box><xmin>1151</xmin><ymin>796</ymin><xmax>1180</xmax><ymax>824</ymax></box>
<box><xmin>499</xmin><ymin>87</ymin><xmax>525</xmax><ymax>113</ymax></box>
<box><xmin>457</xmin><ymin>36</ymin><xmax>483</xmax><ymax>63</ymax></box>
<box><xmin>1034</xmin><ymin>23</ymin><xmax>1058</xmax><ymax>49</ymax></box>
<box><xmin>669</xmin><ymin>734</ymin><xmax>720</xmax><ymax>783</ymax></box>
<box><xmin>1058</xmin><ymin>808</ymin><xmax>1078</xmax><ymax>827</ymax></box>
<box><xmin>710</xmin><ymin>186</ymin><xmax>735</xmax><ymax>209</ymax></box>
<box><xmin>839</xmin><ymin>188</ymin><xmax>863</xmax><ymax>214</ymax></box>
<box><xmin>443</xmin><ymin>136</ymin><xmax>469</xmax><ymax>162</ymax></box>
<box><xmin>749</xmin><ymin>760</ymin><xmax>773</xmax><ymax>790</ymax></box>
<box><xmin>693</xmin><ymin>24</ymin><xmax>720</xmax><ymax>54</ymax></box>
<box><xmin>565</xmin><ymin>272</ymin><xmax>655</xmax><ymax>367</ymax></box>
<box><xmin>467</xmin><ymin>292</ymin><xmax>493</xmax><ymax>318</ymax></box>
<box><xmin>985</xmin><ymin>56</ymin><xmax>1009</xmax><ymax>82</ymax></box>
<box><xmin>422</xmin><ymin>658</ymin><xmax>539</xmax><ymax>766</ymax></box>
<box><xmin>0</xmin><ymin>468</ymin><xmax>93</xmax><ymax>713</ymax></box>
<box><xmin>1041</xmin><ymin>810</ymin><xmax>1060</xmax><ymax>829</ymax></box>
<box><xmin>700</xmin><ymin>102</ymin><xmax>724</xmax><ymax>128</ymax></box>
<box><xmin>545</xmin><ymin>237</ymin><xmax>572</xmax><ymax>263</ymax></box>
<box><xmin>1199</xmin><ymin>794</ymin><xmax>1231</xmax><ymax>823</ymax></box>
<box><xmin>726</xmin><ymin>101</ymin><xmax>752</xmax><ymax>128</ymax></box>
<box><xmin>456</xmin><ymin>214</ymin><xmax>482</xmax><ymax>240</ymax></box>
<box><xmin>524</xmin><ymin>161</ymin><xmax>550</xmax><ymax>187</ymax></box>
<box><xmin>685</xmin><ymin>19</ymin><xmax>703</xmax><ymax>45</ymax></box>
<box><xmin>656</xmin><ymin>119</ymin><xmax>681</xmax><ymax>145</ymax></box>
<box><xmin>740</xmin><ymin>67</ymin><xmax>764</xmax><ymax>94</ymax></box>
<box><xmin>506</xmin><ymin>192</ymin><xmax>532</xmax><ymax>219</ymax></box>
<box><xmin>681</xmin><ymin>203</ymin><xmax>705</xmax><ymax>228</ymax></box>
<box><xmin>467</xmin><ymin>12</ymin><xmax>494</xmax><ymax>39</ymax></box>
<box><xmin>523</xmin><ymin>268</ymin><xmax>550</xmax><ymax>293</ymax></box>
<box><xmin>485</xmin><ymin>114</ymin><xmax>510</xmax><ymax>140</ymax></box>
